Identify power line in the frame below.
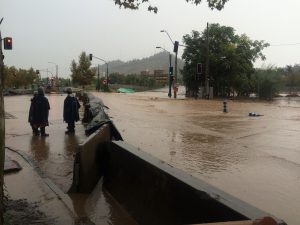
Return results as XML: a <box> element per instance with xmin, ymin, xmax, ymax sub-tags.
<box><xmin>270</xmin><ymin>42</ymin><xmax>300</xmax><ymax>47</ymax></box>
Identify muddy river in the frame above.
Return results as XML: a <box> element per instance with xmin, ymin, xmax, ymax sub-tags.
<box><xmin>4</xmin><ymin>88</ymin><xmax>300</xmax><ymax>225</ymax></box>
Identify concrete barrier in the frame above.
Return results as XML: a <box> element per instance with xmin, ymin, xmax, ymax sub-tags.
<box><xmin>68</xmin><ymin>124</ymin><xmax>111</xmax><ymax>193</ymax></box>
<box><xmin>70</xmin><ymin>137</ymin><xmax>286</xmax><ymax>225</ymax></box>
<box><xmin>101</xmin><ymin>141</ymin><xmax>286</xmax><ymax>225</ymax></box>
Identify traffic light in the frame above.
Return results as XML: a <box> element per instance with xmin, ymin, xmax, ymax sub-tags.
<box><xmin>4</xmin><ymin>37</ymin><xmax>12</xmax><ymax>50</ymax></box>
<box><xmin>197</xmin><ymin>63</ymin><xmax>202</xmax><ymax>74</ymax></box>
<box><xmin>89</xmin><ymin>54</ymin><xmax>93</xmax><ymax>61</ymax></box>
<box><xmin>169</xmin><ymin>66</ymin><xmax>173</xmax><ymax>75</ymax></box>
<box><xmin>173</xmin><ymin>41</ymin><xmax>179</xmax><ymax>53</ymax></box>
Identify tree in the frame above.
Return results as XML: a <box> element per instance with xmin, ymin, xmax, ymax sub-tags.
<box><xmin>113</xmin><ymin>0</ymin><xmax>229</xmax><ymax>13</ymax></box>
<box><xmin>253</xmin><ymin>67</ymin><xmax>281</xmax><ymax>100</ymax></box>
<box><xmin>57</xmin><ymin>77</ymin><xmax>71</xmax><ymax>87</ymax></box>
<box><xmin>3</xmin><ymin>66</ymin><xmax>39</xmax><ymax>89</ymax></box>
<box><xmin>181</xmin><ymin>24</ymin><xmax>269</xmax><ymax>98</ymax></box>
<box><xmin>70</xmin><ymin>52</ymin><xmax>95</xmax><ymax>88</ymax></box>
<box><xmin>109</xmin><ymin>72</ymin><xmax>125</xmax><ymax>84</ymax></box>
<box><xmin>284</xmin><ymin>65</ymin><xmax>300</xmax><ymax>94</ymax></box>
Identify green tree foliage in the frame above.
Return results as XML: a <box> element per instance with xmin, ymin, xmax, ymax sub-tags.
<box><xmin>113</xmin><ymin>0</ymin><xmax>228</xmax><ymax>13</ymax></box>
<box><xmin>3</xmin><ymin>66</ymin><xmax>39</xmax><ymax>89</ymax></box>
<box><xmin>57</xmin><ymin>77</ymin><xmax>71</xmax><ymax>87</ymax></box>
<box><xmin>248</xmin><ymin>65</ymin><xmax>300</xmax><ymax>100</ymax></box>
<box><xmin>181</xmin><ymin>24</ymin><xmax>269</xmax><ymax>97</ymax></box>
<box><xmin>252</xmin><ymin>67</ymin><xmax>282</xmax><ymax>100</ymax></box>
<box><xmin>70</xmin><ymin>52</ymin><xmax>95</xmax><ymax>88</ymax></box>
<box><xmin>109</xmin><ymin>72</ymin><xmax>156</xmax><ymax>87</ymax></box>
<box><xmin>109</xmin><ymin>72</ymin><xmax>125</xmax><ymax>84</ymax></box>
<box><xmin>283</xmin><ymin>65</ymin><xmax>300</xmax><ymax>92</ymax></box>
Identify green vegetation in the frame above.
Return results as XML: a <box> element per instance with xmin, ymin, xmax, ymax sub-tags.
<box><xmin>182</xmin><ymin>23</ymin><xmax>300</xmax><ymax>99</ymax></box>
<box><xmin>3</xmin><ymin>66</ymin><xmax>39</xmax><ymax>89</ymax></box>
<box><xmin>97</xmin><ymin>52</ymin><xmax>184</xmax><ymax>76</ymax></box>
<box><xmin>69</xmin><ymin>53</ymin><xmax>162</xmax><ymax>92</ymax></box>
<box><xmin>113</xmin><ymin>0</ymin><xmax>229</xmax><ymax>13</ymax></box>
<box><xmin>2</xmin><ymin>52</ymin><xmax>165</xmax><ymax>93</ymax></box>
<box><xmin>3</xmin><ymin>66</ymin><xmax>71</xmax><ymax>91</ymax></box>
<box><xmin>109</xmin><ymin>73</ymin><xmax>156</xmax><ymax>87</ymax></box>
<box><xmin>182</xmin><ymin>23</ymin><xmax>270</xmax><ymax>98</ymax></box>
<box><xmin>70</xmin><ymin>52</ymin><xmax>95</xmax><ymax>89</ymax></box>
<box><xmin>254</xmin><ymin>65</ymin><xmax>300</xmax><ymax>99</ymax></box>
<box><xmin>2</xmin><ymin>54</ymin><xmax>300</xmax><ymax>98</ymax></box>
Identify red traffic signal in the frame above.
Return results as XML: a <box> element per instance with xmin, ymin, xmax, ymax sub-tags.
<box><xmin>4</xmin><ymin>37</ymin><xmax>12</xmax><ymax>50</ymax></box>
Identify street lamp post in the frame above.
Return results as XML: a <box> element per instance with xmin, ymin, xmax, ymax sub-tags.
<box><xmin>89</xmin><ymin>54</ymin><xmax>109</xmax><ymax>90</ymax></box>
<box><xmin>38</xmin><ymin>69</ymin><xmax>54</xmax><ymax>88</ymax></box>
<box><xmin>48</xmin><ymin>62</ymin><xmax>58</xmax><ymax>79</ymax></box>
<box><xmin>48</xmin><ymin>62</ymin><xmax>58</xmax><ymax>91</ymax></box>
<box><xmin>160</xmin><ymin>30</ymin><xmax>178</xmax><ymax>98</ymax></box>
<box><xmin>156</xmin><ymin>46</ymin><xmax>172</xmax><ymax>98</ymax></box>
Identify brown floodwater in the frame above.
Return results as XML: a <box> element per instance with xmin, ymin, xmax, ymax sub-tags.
<box><xmin>4</xmin><ymin>89</ymin><xmax>300</xmax><ymax>225</ymax></box>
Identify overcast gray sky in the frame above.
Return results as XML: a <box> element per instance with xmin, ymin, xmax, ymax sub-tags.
<box><xmin>1</xmin><ymin>0</ymin><xmax>300</xmax><ymax>78</ymax></box>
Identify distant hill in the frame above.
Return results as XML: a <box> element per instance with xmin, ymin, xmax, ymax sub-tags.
<box><xmin>98</xmin><ymin>52</ymin><xmax>184</xmax><ymax>76</ymax></box>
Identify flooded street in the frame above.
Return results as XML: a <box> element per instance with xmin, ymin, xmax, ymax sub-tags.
<box><xmin>95</xmin><ymin>89</ymin><xmax>300</xmax><ymax>225</ymax></box>
<box><xmin>4</xmin><ymin>89</ymin><xmax>300</xmax><ymax>225</ymax></box>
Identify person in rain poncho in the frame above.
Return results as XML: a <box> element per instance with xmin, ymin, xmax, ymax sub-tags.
<box><xmin>63</xmin><ymin>88</ymin><xmax>80</xmax><ymax>134</ymax></box>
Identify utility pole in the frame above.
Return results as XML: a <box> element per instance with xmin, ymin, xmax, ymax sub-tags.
<box><xmin>97</xmin><ymin>64</ymin><xmax>100</xmax><ymax>91</ymax></box>
<box><xmin>174</xmin><ymin>45</ymin><xmax>178</xmax><ymax>99</ymax></box>
<box><xmin>55</xmin><ymin>65</ymin><xmax>58</xmax><ymax>79</ymax></box>
<box><xmin>0</xmin><ymin>17</ymin><xmax>6</xmax><ymax>225</ymax></box>
<box><xmin>156</xmin><ymin>46</ymin><xmax>172</xmax><ymax>98</ymax></box>
<box><xmin>48</xmin><ymin>62</ymin><xmax>58</xmax><ymax>91</ymax></box>
<box><xmin>106</xmin><ymin>63</ymin><xmax>108</xmax><ymax>89</ymax></box>
<box><xmin>169</xmin><ymin>53</ymin><xmax>172</xmax><ymax>98</ymax></box>
<box><xmin>160</xmin><ymin>30</ymin><xmax>179</xmax><ymax>99</ymax></box>
<box><xmin>205</xmin><ymin>22</ymin><xmax>210</xmax><ymax>99</ymax></box>
<box><xmin>89</xmin><ymin>54</ymin><xmax>109</xmax><ymax>91</ymax></box>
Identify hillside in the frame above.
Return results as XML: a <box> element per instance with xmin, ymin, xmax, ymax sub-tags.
<box><xmin>98</xmin><ymin>52</ymin><xmax>184</xmax><ymax>75</ymax></box>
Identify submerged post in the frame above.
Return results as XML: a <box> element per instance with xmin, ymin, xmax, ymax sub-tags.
<box><xmin>223</xmin><ymin>99</ymin><xmax>228</xmax><ymax>113</ymax></box>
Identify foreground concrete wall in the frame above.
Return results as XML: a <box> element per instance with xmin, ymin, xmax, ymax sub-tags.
<box><xmin>69</xmin><ymin>124</ymin><xmax>110</xmax><ymax>193</ymax></box>
<box><xmin>69</xmin><ymin>132</ymin><xmax>285</xmax><ymax>224</ymax></box>
<box><xmin>102</xmin><ymin>141</ymin><xmax>286</xmax><ymax>225</ymax></box>
<box><xmin>69</xmin><ymin>92</ymin><xmax>122</xmax><ymax>193</ymax></box>
<box><xmin>69</xmin><ymin>93</ymin><xmax>285</xmax><ymax>225</ymax></box>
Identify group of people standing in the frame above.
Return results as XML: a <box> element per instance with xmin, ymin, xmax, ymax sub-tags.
<box><xmin>28</xmin><ymin>87</ymin><xmax>80</xmax><ymax>136</ymax></box>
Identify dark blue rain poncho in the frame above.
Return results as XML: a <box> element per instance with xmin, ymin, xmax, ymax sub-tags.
<box><xmin>63</xmin><ymin>95</ymin><xmax>80</xmax><ymax>123</ymax></box>
<box><xmin>29</xmin><ymin>93</ymin><xmax>50</xmax><ymax>128</ymax></box>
